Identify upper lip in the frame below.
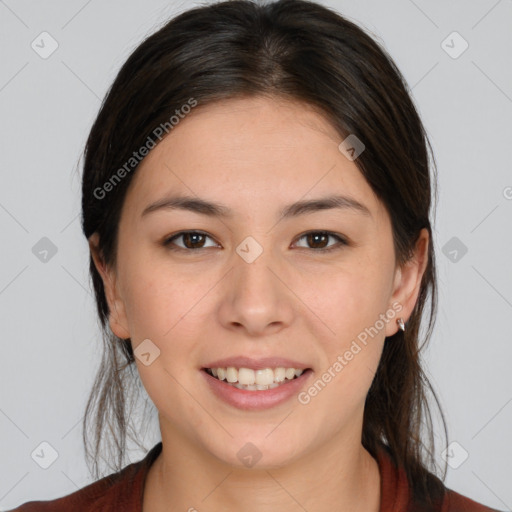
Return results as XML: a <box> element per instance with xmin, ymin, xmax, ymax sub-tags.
<box><xmin>202</xmin><ymin>356</ymin><xmax>311</xmax><ymax>371</ymax></box>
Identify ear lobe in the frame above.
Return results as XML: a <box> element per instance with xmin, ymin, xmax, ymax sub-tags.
<box><xmin>385</xmin><ymin>229</ymin><xmax>429</xmax><ymax>337</ymax></box>
<box><xmin>88</xmin><ymin>233</ymin><xmax>131</xmax><ymax>340</ymax></box>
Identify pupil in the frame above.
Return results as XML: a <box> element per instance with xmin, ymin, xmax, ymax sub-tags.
<box><xmin>309</xmin><ymin>233</ymin><xmax>327</xmax><ymax>248</ymax></box>
<box><xmin>186</xmin><ymin>233</ymin><xmax>204</xmax><ymax>248</ymax></box>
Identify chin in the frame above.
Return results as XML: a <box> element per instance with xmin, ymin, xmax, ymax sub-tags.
<box><xmin>204</xmin><ymin>434</ymin><xmax>307</xmax><ymax>471</ymax></box>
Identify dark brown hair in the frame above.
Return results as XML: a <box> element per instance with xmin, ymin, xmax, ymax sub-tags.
<box><xmin>81</xmin><ymin>0</ymin><xmax>448</xmax><ymax>504</ymax></box>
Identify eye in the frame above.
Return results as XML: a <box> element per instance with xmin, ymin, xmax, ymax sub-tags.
<box><xmin>163</xmin><ymin>231</ymin><xmax>219</xmax><ymax>250</ymax></box>
<box><xmin>293</xmin><ymin>231</ymin><xmax>348</xmax><ymax>252</ymax></box>
<box><xmin>162</xmin><ymin>230</ymin><xmax>348</xmax><ymax>252</ymax></box>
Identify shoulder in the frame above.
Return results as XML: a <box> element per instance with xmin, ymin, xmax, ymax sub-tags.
<box><xmin>374</xmin><ymin>442</ymin><xmax>503</xmax><ymax>512</ymax></box>
<box><xmin>409</xmin><ymin>461</ymin><xmax>504</xmax><ymax>512</ymax></box>
<box><xmin>441</xmin><ymin>487</ymin><xmax>504</xmax><ymax>512</ymax></box>
<box><xmin>5</xmin><ymin>468</ymin><xmax>139</xmax><ymax>512</ymax></box>
<box><xmin>5</xmin><ymin>442</ymin><xmax>163</xmax><ymax>512</ymax></box>
<box><xmin>412</xmin><ymin>462</ymin><xmax>504</xmax><ymax>512</ymax></box>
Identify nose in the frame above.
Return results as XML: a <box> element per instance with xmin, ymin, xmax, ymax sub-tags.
<box><xmin>217</xmin><ymin>248</ymin><xmax>295</xmax><ymax>337</ymax></box>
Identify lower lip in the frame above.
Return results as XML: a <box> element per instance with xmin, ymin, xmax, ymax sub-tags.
<box><xmin>201</xmin><ymin>369</ymin><xmax>313</xmax><ymax>411</ymax></box>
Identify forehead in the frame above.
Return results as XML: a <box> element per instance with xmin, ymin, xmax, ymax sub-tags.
<box><xmin>123</xmin><ymin>95</ymin><xmax>384</xmax><ymax>221</ymax></box>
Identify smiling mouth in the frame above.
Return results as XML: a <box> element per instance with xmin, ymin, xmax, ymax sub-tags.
<box><xmin>203</xmin><ymin>367</ymin><xmax>312</xmax><ymax>391</ymax></box>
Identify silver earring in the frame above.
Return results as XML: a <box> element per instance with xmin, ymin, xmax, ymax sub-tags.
<box><xmin>396</xmin><ymin>317</ymin><xmax>405</xmax><ymax>332</ymax></box>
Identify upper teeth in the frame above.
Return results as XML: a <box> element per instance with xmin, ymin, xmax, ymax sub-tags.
<box><xmin>208</xmin><ymin>367</ymin><xmax>304</xmax><ymax>385</ymax></box>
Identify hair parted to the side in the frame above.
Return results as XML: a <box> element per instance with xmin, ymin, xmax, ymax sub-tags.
<box><xmin>81</xmin><ymin>0</ymin><xmax>448</xmax><ymax>504</ymax></box>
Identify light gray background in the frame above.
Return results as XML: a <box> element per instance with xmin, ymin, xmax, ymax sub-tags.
<box><xmin>1</xmin><ymin>0</ymin><xmax>511</xmax><ymax>510</ymax></box>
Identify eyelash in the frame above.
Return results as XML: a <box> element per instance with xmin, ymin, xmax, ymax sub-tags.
<box><xmin>162</xmin><ymin>230</ymin><xmax>348</xmax><ymax>253</ymax></box>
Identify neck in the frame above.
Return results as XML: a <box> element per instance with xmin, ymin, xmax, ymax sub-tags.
<box><xmin>143</xmin><ymin>422</ymin><xmax>381</xmax><ymax>512</ymax></box>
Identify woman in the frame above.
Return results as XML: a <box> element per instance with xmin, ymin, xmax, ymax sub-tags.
<box><xmin>8</xmin><ymin>0</ymin><xmax>503</xmax><ymax>510</ymax></box>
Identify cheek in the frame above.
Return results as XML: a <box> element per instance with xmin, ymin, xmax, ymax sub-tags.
<box><xmin>120</xmin><ymin>256</ymin><xmax>206</xmax><ymax>342</ymax></box>
<box><xmin>301</xmin><ymin>257</ymin><xmax>391</xmax><ymax>403</ymax></box>
<box><xmin>121</xmin><ymin>261</ymin><xmax>205</xmax><ymax>410</ymax></box>
<box><xmin>309</xmin><ymin>264</ymin><xmax>391</xmax><ymax>343</ymax></box>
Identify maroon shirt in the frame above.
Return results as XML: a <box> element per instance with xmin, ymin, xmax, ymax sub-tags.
<box><xmin>7</xmin><ymin>442</ymin><xmax>502</xmax><ymax>511</ymax></box>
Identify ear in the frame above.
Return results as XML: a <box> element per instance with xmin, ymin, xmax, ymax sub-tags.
<box><xmin>385</xmin><ymin>228</ymin><xmax>429</xmax><ymax>337</ymax></box>
<box><xmin>88</xmin><ymin>232</ymin><xmax>131</xmax><ymax>339</ymax></box>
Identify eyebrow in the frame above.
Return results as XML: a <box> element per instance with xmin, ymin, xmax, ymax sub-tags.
<box><xmin>141</xmin><ymin>194</ymin><xmax>372</xmax><ymax>219</ymax></box>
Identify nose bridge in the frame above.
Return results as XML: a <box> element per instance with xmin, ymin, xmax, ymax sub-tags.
<box><xmin>219</xmin><ymin>235</ymin><xmax>294</xmax><ymax>334</ymax></box>
<box><xmin>233</xmin><ymin>236</ymin><xmax>280</xmax><ymax>302</ymax></box>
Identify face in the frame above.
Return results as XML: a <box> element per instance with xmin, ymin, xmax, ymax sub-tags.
<box><xmin>90</xmin><ymin>95</ymin><xmax>428</xmax><ymax>470</ymax></box>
